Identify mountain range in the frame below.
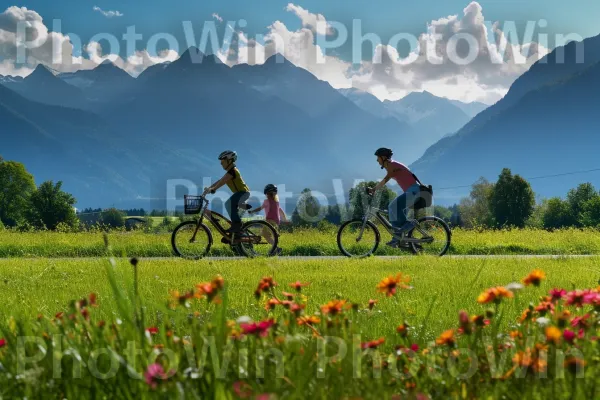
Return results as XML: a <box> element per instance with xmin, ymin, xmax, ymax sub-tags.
<box><xmin>410</xmin><ymin>34</ymin><xmax>600</xmax><ymax>204</ymax></box>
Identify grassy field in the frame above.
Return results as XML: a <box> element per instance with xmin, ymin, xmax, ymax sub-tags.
<box><xmin>1</xmin><ymin>227</ymin><xmax>600</xmax><ymax>257</ymax></box>
<box><xmin>2</xmin><ymin>255</ymin><xmax>598</xmax><ymax>340</ymax></box>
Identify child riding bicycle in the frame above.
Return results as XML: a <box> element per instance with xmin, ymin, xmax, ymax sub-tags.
<box><xmin>202</xmin><ymin>150</ymin><xmax>250</xmax><ymax>235</ymax></box>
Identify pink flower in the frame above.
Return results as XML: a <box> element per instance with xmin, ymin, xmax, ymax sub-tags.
<box><xmin>410</xmin><ymin>343</ymin><xmax>419</xmax><ymax>352</ymax></box>
<box><xmin>549</xmin><ymin>288</ymin><xmax>566</xmax><ymax>302</ymax></box>
<box><xmin>571</xmin><ymin>314</ymin><xmax>591</xmax><ymax>329</ymax></box>
<box><xmin>232</xmin><ymin>381</ymin><xmax>253</xmax><ymax>398</ymax></box>
<box><xmin>565</xmin><ymin>290</ymin><xmax>591</xmax><ymax>308</ymax></box>
<box><xmin>584</xmin><ymin>291</ymin><xmax>600</xmax><ymax>307</ymax></box>
<box><xmin>255</xmin><ymin>394</ymin><xmax>274</xmax><ymax>400</ymax></box>
<box><xmin>563</xmin><ymin>329</ymin><xmax>576</xmax><ymax>343</ymax></box>
<box><xmin>0</xmin><ymin>338</ymin><xmax>5</xmax><ymax>348</ymax></box>
<box><xmin>240</xmin><ymin>319</ymin><xmax>275</xmax><ymax>337</ymax></box>
<box><xmin>145</xmin><ymin>363</ymin><xmax>166</xmax><ymax>389</ymax></box>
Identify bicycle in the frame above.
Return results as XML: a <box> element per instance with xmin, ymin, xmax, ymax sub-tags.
<box><xmin>337</xmin><ymin>187</ymin><xmax>451</xmax><ymax>257</ymax></box>
<box><xmin>171</xmin><ymin>194</ymin><xmax>279</xmax><ymax>259</ymax></box>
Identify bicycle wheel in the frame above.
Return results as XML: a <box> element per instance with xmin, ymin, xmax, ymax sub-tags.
<box><xmin>407</xmin><ymin>216</ymin><xmax>451</xmax><ymax>256</ymax></box>
<box><xmin>337</xmin><ymin>219</ymin><xmax>380</xmax><ymax>258</ymax></box>
<box><xmin>171</xmin><ymin>221</ymin><xmax>213</xmax><ymax>260</ymax></box>
<box><xmin>236</xmin><ymin>220</ymin><xmax>279</xmax><ymax>258</ymax></box>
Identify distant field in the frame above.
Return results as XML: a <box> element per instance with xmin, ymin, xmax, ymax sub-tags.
<box><xmin>1</xmin><ymin>256</ymin><xmax>598</xmax><ymax>340</ymax></box>
<box><xmin>1</xmin><ymin>228</ymin><xmax>600</xmax><ymax>257</ymax></box>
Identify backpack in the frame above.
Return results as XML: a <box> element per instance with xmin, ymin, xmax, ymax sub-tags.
<box><xmin>411</xmin><ymin>173</ymin><xmax>433</xmax><ymax>210</ymax></box>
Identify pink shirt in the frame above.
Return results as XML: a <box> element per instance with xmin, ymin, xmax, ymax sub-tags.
<box><xmin>388</xmin><ymin>160</ymin><xmax>417</xmax><ymax>192</ymax></box>
<box><xmin>262</xmin><ymin>199</ymin><xmax>281</xmax><ymax>224</ymax></box>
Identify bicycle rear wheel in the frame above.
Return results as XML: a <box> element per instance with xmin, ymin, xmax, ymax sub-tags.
<box><xmin>236</xmin><ymin>220</ymin><xmax>279</xmax><ymax>258</ymax></box>
<box><xmin>337</xmin><ymin>219</ymin><xmax>380</xmax><ymax>258</ymax></box>
<box><xmin>408</xmin><ymin>216</ymin><xmax>451</xmax><ymax>256</ymax></box>
<box><xmin>171</xmin><ymin>221</ymin><xmax>213</xmax><ymax>260</ymax></box>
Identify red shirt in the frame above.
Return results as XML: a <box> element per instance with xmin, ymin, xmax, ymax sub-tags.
<box><xmin>388</xmin><ymin>160</ymin><xmax>417</xmax><ymax>192</ymax></box>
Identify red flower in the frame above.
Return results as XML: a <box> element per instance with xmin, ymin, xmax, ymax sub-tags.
<box><xmin>81</xmin><ymin>308</ymin><xmax>90</xmax><ymax>320</ymax></box>
<box><xmin>232</xmin><ymin>381</ymin><xmax>253</xmax><ymax>398</ymax></box>
<box><xmin>361</xmin><ymin>337</ymin><xmax>385</xmax><ymax>349</ymax></box>
<box><xmin>0</xmin><ymin>338</ymin><xmax>6</xmax><ymax>348</ymax></box>
<box><xmin>410</xmin><ymin>343</ymin><xmax>419</xmax><ymax>352</ymax></box>
<box><xmin>146</xmin><ymin>327</ymin><xmax>159</xmax><ymax>335</ymax></box>
<box><xmin>549</xmin><ymin>288</ymin><xmax>566</xmax><ymax>302</ymax></box>
<box><xmin>563</xmin><ymin>329</ymin><xmax>576</xmax><ymax>344</ymax></box>
<box><xmin>240</xmin><ymin>319</ymin><xmax>275</xmax><ymax>337</ymax></box>
<box><xmin>289</xmin><ymin>281</ymin><xmax>310</xmax><ymax>292</ymax></box>
<box><xmin>255</xmin><ymin>277</ymin><xmax>277</xmax><ymax>298</ymax></box>
<box><xmin>571</xmin><ymin>315</ymin><xmax>591</xmax><ymax>329</ymax></box>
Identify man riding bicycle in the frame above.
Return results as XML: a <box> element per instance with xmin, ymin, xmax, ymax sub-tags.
<box><xmin>202</xmin><ymin>150</ymin><xmax>250</xmax><ymax>234</ymax></box>
<box><xmin>369</xmin><ymin>148</ymin><xmax>422</xmax><ymax>248</ymax></box>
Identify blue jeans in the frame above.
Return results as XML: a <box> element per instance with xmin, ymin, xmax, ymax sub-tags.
<box><xmin>225</xmin><ymin>191</ymin><xmax>250</xmax><ymax>225</ymax></box>
<box><xmin>388</xmin><ymin>183</ymin><xmax>421</xmax><ymax>230</ymax></box>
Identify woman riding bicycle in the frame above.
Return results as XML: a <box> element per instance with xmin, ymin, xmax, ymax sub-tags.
<box><xmin>202</xmin><ymin>150</ymin><xmax>250</xmax><ymax>234</ymax></box>
<box><xmin>369</xmin><ymin>148</ymin><xmax>421</xmax><ymax>248</ymax></box>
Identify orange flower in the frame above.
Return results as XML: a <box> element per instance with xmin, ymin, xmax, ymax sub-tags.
<box><xmin>523</xmin><ymin>270</ymin><xmax>546</xmax><ymax>287</ymax></box>
<box><xmin>289</xmin><ymin>281</ymin><xmax>310</xmax><ymax>292</ymax></box>
<box><xmin>565</xmin><ymin>357</ymin><xmax>586</xmax><ymax>374</ymax></box>
<box><xmin>436</xmin><ymin>329</ymin><xmax>455</xmax><ymax>347</ymax></box>
<box><xmin>477</xmin><ymin>286</ymin><xmax>514</xmax><ymax>304</ymax></box>
<box><xmin>255</xmin><ymin>277</ymin><xmax>277</xmax><ymax>298</ymax></box>
<box><xmin>361</xmin><ymin>337</ymin><xmax>385</xmax><ymax>349</ymax></box>
<box><xmin>377</xmin><ymin>273</ymin><xmax>411</xmax><ymax>297</ymax></box>
<box><xmin>545</xmin><ymin>326</ymin><xmax>561</xmax><ymax>344</ymax></box>
<box><xmin>320</xmin><ymin>300</ymin><xmax>347</xmax><ymax>316</ymax></box>
<box><xmin>396</xmin><ymin>323</ymin><xmax>409</xmax><ymax>337</ymax></box>
<box><xmin>265</xmin><ymin>298</ymin><xmax>281</xmax><ymax>311</ymax></box>
<box><xmin>297</xmin><ymin>316</ymin><xmax>321</xmax><ymax>326</ymax></box>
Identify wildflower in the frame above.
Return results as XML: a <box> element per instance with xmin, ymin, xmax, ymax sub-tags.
<box><xmin>506</xmin><ymin>282</ymin><xmax>524</xmax><ymax>292</ymax></box>
<box><xmin>565</xmin><ymin>290</ymin><xmax>590</xmax><ymax>308</ymax></box>
<box><xmin>89</xmin><ymin>293</ymin><xmax>98</xmax><ymax>307</ymax></box>
<box><xmin>320</xmin><ymin>300</ymin><xmax>347</xmax><ymax>316</ymax></box>
<box><xmin>584</xmin><ymin>291</ymin><xmax>600</xmax><ymax>308</ymax></box>
<box><xmin>362</xmin><ymin>337</ymin><xmax>385</xmax><ymax>349</ymax></box>
<box><xmin>240</xmin><ymin>319</ymin><xmax>275</xmax><ymax>337</ymax></box>
<box><xmin>297</xmin><ymin>316</ymin><xmax>320</xmax><ymax>326</ymax></box>
<box><xmin>146</xmin><ymin>327</ymin><xmax>159</xmax><ymax>335</ymax></box>
<box><xmin>195</xmin><ymin>281</ymin><xmax>221</xmax><ymax>303</ymax></box>
<box><xmin>0</xmin><ymin>338</ymin><xmax>5</xmax><ymax>348</ymax></box>
<box><xmin>265</xmin><ymin>298</ymin><xmax>281</xmax><ymax>311</ymax></box>
<box><xmin>536</xmin><ymin>317</ymin><xmax>551</xmax><ymax>327</ymax></box>
<box><xmin>563</xmin><ymin>329</ymin><xmax>576</xmax><ymax>344</ymax></box>
<box><xmin>368</xmin><ymin>299</ymin><xmax>378</xmax><ymax>310</ymax></box>
<box><xmin>289</xmin><ymin>281</ymin><xmax>310</xmax><ymax>292</ymax></box>
<box><xmin>549</xmin><ymin>288</ymin><xmax>566</xmax><ymax>302</ymax></box>
<box><xmin>97</xmin><ymin>320</ymin><xmax>106</xmax><ymax>328</ymax></box>
<box><xmin>565</xmin><ymin>357</ymin><xmax>586</xmax><ymax>374</ymax></box>
<box><xmin>255</xmin><ymin>277</ymin><xmax>277</xmax><ymax>298</ymax></box>
<box><xmin>556</xmin><ymin>310</ymin><xmax>571</xmax><ymax>328</ymax></box>
<box><xmin>255</xmin><ymin>394</ymin><xmax>275</xmax><ymax>400</ymax></box>
<box><xmin>81</xmin><ymin>308</ymin><xmax>90</xmax><ymax>320</ymax></box>
<box><xmin>436</xmin><ymin>329</ymin><xmax>455</xmax><ymax>347</ymax></box>
<box><xmin>376</xmin><ymin>273</ymin><xmax>411</xmax><ymax>297</ymax></box>
<box><xmin>458</xmin><ymin>310</ymin><xmax>472</xmax><ymax>335</ymax></box>
<box><xmin>523</xmin><ymin>270</ymin><xmax>545</xmax><ymax>287</ymax></box>
<box><xmin>472</xmin><ymin>315</ymin><xmax>490</xmax><ymax>327</ymax></box>
<box><xmin>545</xmin><ymin>326</ymin><xmax>561</xmax><ymax>344</ymax></box>
<box><xmin>535</xmin><ymin>300</ymin><xmax>554</xmax><ymax>315</ymax></box>
<box><xmin>477</xmin><ymin>287</ymin><xmax>513</xmax><ymax>304</ymax></box>
<box><xmin>396</xmin><ymin>323</ymin><xmax>409</xmax><ymax>337</ymax></box>
<box><xmin>145</xmin><ymin>363</ymin><xmax>167</xmax><ymax>389</ymax></box>
<box><xmin>211</xmin><ymin>275</ymin><xmax>224</xmax><ymax>290</ymax></box>
<box><xmin>232</xmin><ymin>381</ymin><xmax>253</xmax><ymax>399</ymax></box>
<box><xmin>571</xmin><ymin>314</ymin><xmax>591</xmax><ymax>329</ymax></box>
<box><xmin>288</xmin><ymin>302</ymin><xmax>305</xmax><ymax>316</ymax></box>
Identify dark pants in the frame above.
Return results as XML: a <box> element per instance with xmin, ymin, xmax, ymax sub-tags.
<box><xmin>225</xmin><ymin>191</ymin><xmax>250</xmax><ymax>226</ymax></box>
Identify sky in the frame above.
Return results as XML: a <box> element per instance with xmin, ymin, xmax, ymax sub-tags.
<box><xmin>1</xmin><ymin>0</ymin><xmax>599</xmax><ymax>103</ymax></box>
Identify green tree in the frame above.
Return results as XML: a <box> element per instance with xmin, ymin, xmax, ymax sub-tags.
<box><xmin>292</xmin><ymin>188</ymin><xmax>326</xmax><ymax>227</ymax></box>
<box><xmin>0</xmin><ymin>157</ymin><xmax>36</xmax><ymax>226</ymax></box>
<box><xmin>580</xmin><ymin>197</ymin><xmax>600</xmax><ymax>228</ymax></box>
<box><xmin>489</xmin><ymin>168</ymin><xmax>535</xmax><ymax>228</ymax></box>
<box><xmin>25</xmin><ymin>181</ymin><xmax>78</xmax><ymax>230</ymax></box>
<box><xmin>458</xmin><ymin>178</ymin><xmax>495</xmax><ymax>228</ymax></box>
<box><xmin>348</xmin><ymin>181</ymin><xmax>395</xmax><ymax>221</ymax></box>
<box><xmin>99</xmin><ymin>208</ymin><xmax>126</xmax><ymax>228</ymax></box>
<box><xmin>433</xmin><ymin>206</ymin><xmax>453</xmax><ymax>223</ymax></box>
<box><xmin>542</xmin><ymin>198</ymin><xmax>573</xmax><ymax>229</ymax></box>
<box><xmin>567</xmin><ymin>183</ymin><xmax>598</xmax><ymax>226</ymax></box>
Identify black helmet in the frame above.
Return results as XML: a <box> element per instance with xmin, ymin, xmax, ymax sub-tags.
<box><xmin>374</xmin><ymin>148</ymin><xmax>393</xmax><ymax>158</ymax></box>
<box><xmin>264</xmin><ymin>184</ymin><xmax>277</xmax><ymax>195</ymax></box>
<box><xmin>218</xmin><ymin>150</ymin><xmax>237</xmax><ymax>162</ymax></box>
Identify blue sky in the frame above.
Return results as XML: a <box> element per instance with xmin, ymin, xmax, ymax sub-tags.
<box><xmin>1</xmin><ymin>0</ymin><xmax>600</xmax><ymax>103</ymax></box>
<box><xmin>4</xmin><ymin>0</ymin><xmax>600</xmax><ymax>59</ymax></box>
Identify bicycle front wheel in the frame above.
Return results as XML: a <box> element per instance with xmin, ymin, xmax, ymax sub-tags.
<box><xmin>236</xmin><ymin>220</ymin><xmax>279</xmax><ymax>258</ymax></box>
<box><xmin>171</xmin><ymin>221</ymin><xmax>213</xmax><ymax>260</ymax></box>
<box><xmin>408</xmin><ymin>216</ymin><xmax>451</xmax><ymax>256</ymax></box>
<box><xmin>337</xmin><ymin>219</ymin><xmax>380</xmax><ymax>258</ymax></box>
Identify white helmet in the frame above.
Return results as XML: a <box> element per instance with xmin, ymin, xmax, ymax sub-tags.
<box><xmin>218</xmin><ymin>150</ymin><xmax>237</xmax><ymax>162</ymax></box>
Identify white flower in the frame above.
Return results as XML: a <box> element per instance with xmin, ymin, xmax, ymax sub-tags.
<box><xmin>236</xmin><ymin>316</ymin><xmax>253</xmax><ymax>324</ymax></box>
<box><xmin>506</xmin><ymin>282</ymin><xmax>524</xmax><ymax>292</ymax></box>
<box><xmin>536</xmin><ymin>317</ymin><xmax>550</xmax><ymax>327</ymax></box>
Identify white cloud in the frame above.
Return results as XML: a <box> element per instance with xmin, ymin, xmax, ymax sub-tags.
<box><xmin>93</xmin><ymin>6</ymin><xmax>123</xmax><ymax>18</ymax></box>
<box><xmin>212</xmin><ymin>13</ymin><xmax>223</xmax><ymax>23</ymax></box>
<box><xmin>285</xmin><ymin>3</ymin><xmax>335</xmax><ymax>36</ymax></box>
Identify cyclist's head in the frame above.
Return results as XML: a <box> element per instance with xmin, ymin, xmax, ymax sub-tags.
<box><xmin>218</xmin><ymin>150</ymin><xmax>237</xmax><ymax>168</ymax></box>
<box><xmin>374</xmin><ymin>148</ymin><xmax>393</xmax><ymax>169</ymax></box>
<box><xmin>264</xmin><ymin>184</ymin><xmax>277</xmax><ymax>196</ymax></box>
